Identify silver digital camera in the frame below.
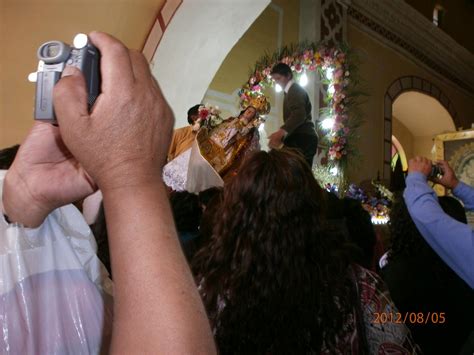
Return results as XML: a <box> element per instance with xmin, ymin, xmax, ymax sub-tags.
<box><xmin>29</xmin><ymin>33</ymin><xmax>100</xmax><ymax>123</ymax></box>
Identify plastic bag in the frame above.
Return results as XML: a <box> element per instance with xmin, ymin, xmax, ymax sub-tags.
<box><xmin>0</xmin><ymin>170</ymin><xmax>113</xmax><ymax>354</ymax></box>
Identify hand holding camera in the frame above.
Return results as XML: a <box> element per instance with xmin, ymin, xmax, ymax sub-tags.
<box><xmin>4</xmin><ymin>32</ymin><xmax>174</xmax><ymax>226</ymax></box>
<box><xmin>30</xmin><ymin>34</ymin><xmax>100</xmax><ymax>123</ymax></box>
<box><xmin>433</xmin><ymin>160</ymin><xmax>459</xmax><ymax>190</ymax></box>
<box><xmin>408</xmin><ymin>157</ymin><xmax>460</xmax><ymax>190</ymax></box>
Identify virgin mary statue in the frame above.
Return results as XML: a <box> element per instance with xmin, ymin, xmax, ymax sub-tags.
<box><xmin>163</xmin><ymin>97</ymin><xmax>270</xmax><ymax>192</ymax></box>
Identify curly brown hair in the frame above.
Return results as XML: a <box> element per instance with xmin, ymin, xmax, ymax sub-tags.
<box><xmin>193</xmin><ymin>149</ymin><xmax>357</xmax><ymax>354</ymax></box>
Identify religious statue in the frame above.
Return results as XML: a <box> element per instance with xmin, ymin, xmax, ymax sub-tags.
<box><xmin>163</xmin><ymin>95</ymin><xmax>270</xmax><ymax>192</ymax></box>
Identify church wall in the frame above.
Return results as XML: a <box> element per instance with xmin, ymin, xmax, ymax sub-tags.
<box><xmin>1</xmin><ymin>0</ymin><xmax>166</xmax><ymax>148</ymax></box>
<box><xmin>404</xmin><ymin>0</ymin><xmax>474</xmax><ymax>53</ymax></box>
<box><xmin>202</xmin><ymin>0</ymin><xmax>300</xmax><ymax>143</ymax></box>
<box><xmin>392</xmin><ymin>116</ymin><xmax>414</xmax><ymax>160</ymax></box>
<box><xmin>413</xmin><ymin>135</ymin><xmax>436</xmax><ymax>160</ymax></box>
<box><xmin>346</xmin><ymin>23</ymin><xmax>474</xmax><ymax>184</ymax></box>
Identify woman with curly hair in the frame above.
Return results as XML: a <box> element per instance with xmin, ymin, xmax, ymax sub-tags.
<box><xmin>381</xmin><ymin>194</ymin><xmax>474</xmax><ymax>354</ymax></box>
<box><xmin>193</xmin><ymin>149</ymin><xmax>419</xmax><ymax>354</ymax></box>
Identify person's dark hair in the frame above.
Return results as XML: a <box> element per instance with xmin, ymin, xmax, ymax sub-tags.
<box><xmin>270</xmin><ymin>62</ymin><xmax>293</xmax><ymax>79</ymax></box>
<box><xmin>389</xmin><ymin>193</ymin><xmax>467</xmax><ymax>261</ymax></box>
<box><xmin>342</xmin><ymin>197</ymin><xmax>376</xmax><ymax>269</ymax></box>
<box><xmin>0</xmin><ymin>144</ymin><xmax>20</xmax><ymax>169</ymax></box>
<box><xmin>438</xmin><ymin>196</ymin><xmax>467</xmax><ymax>224</ymax></box>
<box><xmin>170</xmin><ymin>191</ymin><xmax>201</xmax><ymax>233</ymax></box>
<box><xmin>187</xmin><ymin>104</ymin><xmax>201</xmax><ymax>125</ymax></box>
<box><xmin>198</xmin><ymin>187</ymin><xmax>223</xmax><ymax>210</ymax></box>
<box><xmin>193</xmin><ymin>149</ymin><xmax>356</xmax><ymax>353</ymax></box>
<box><xmin>90</xmin><ymin>203</ymin><xmax>111</xmax><ymax>275</ymax></box>
<box><xmin>390</xmin><ymin>156</ymin><xmax>406</xmax><ymax>193</ymax></box>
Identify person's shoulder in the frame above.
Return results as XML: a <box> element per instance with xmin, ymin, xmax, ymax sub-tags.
<box><xmin>174</xmin><ymin>125</ymin><xmax>192</xmax><ymax>136</ymax></box>
<box><xmin>288</xmin><ymin>82</ymin><xmax>308</xmax><ymax>97</ymax></box>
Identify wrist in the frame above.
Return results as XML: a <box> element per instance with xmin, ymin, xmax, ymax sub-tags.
<box><xmin>2</xmin><ymin>169</ymin><xmax>52</xmax><ymax>227</ymax></box>
<box><xmin>447</xmin><ymin>178</ymin><xmax>460</xmax><ymax>190</ymax></box>
<box><xmin>100</xmin><ymin>174</ymin><xmax>166</xmax><ymax>198</ymax></box>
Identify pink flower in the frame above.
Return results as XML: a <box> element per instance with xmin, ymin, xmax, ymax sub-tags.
<box><xmin>249</xmin><ymin>77</ymin><xmax>256</xmax><ymax>85</ymax></box>
<box><xmin>334</xmin><ymin>68</ymin><xmax>343</xmax><ymax>79</ymax></box>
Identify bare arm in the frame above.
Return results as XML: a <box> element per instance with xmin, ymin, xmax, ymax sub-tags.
<box><xmin>103</xmin><ymin>182</ymin><xmax>214</xmax><ymax>353</ymax></box>
<box><xmin>51</xmin><ymin>32</ymin><xmax>215</xmax><ymax>353</ymax></box>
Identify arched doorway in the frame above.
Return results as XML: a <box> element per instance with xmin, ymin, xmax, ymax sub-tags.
<box><xmin>383</xmin><ymin>76</ymin><xmax>458</xmax><ymax>180</ymax></box>
<box><xmin>147</xmin><ymin>0</ymin><xmax>271</xmax><ymax>127</ymax></box>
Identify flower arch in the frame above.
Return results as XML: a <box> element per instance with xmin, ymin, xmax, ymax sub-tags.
<box><xmin>238</xmin><ymin>42</ymin><xmax>362</xmax><ymax>182</ymax></box>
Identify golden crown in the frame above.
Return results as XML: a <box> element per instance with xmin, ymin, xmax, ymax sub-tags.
<box><xmin>246</xmin><ymin>95</ymin><xmax>271</xmax><ymax>116</ymax></box>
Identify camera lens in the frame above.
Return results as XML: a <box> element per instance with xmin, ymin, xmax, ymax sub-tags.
<box><xmin>46</xmin><ymin>44</ymin><xmax>60</xmax><ymax>57</ymax></box>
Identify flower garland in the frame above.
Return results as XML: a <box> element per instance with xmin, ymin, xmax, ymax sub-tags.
<box><xmin>239</xmin><ymin>42</ymin><xmax>363</xmax><ymax>177</ymax></box>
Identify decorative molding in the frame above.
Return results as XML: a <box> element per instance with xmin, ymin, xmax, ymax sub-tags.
<box><xmin>347</xmin><ymin>0</ymin><xmax>474</xmax><ymax>95</ymax></box>
<box><xmin>142</xmin><ymin>0</ymin><xmax>183</xmax><ymax>62</ymax></box>
<box><xmin>321</xmin><ymin>0</ymin><xmax>345</xmax><ymax>46</ymax></box>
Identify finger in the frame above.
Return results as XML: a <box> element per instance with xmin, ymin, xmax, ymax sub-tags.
<box><xmin>88</xmin><ymin>31</ymin><xmax>134</xmax><ymax>90</ymax></box>
<box><xmin>53</xmin><ymin>66</ymin><xmax>89</xmax><ymax>130</ymax></box>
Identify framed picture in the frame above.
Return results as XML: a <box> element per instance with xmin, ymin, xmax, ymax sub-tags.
<box><xmin>433</xmin><ymin>129</ymin><xmax>474</xmax><ymax>226</ymax></box>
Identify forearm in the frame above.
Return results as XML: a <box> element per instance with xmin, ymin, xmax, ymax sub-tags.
<box><xmin>404</xmin><ymin>173</ymin><xmax>474</xmax><ymax>288</ymax></box>
<box><xmin>453</xmin><ymin>181</ymin><xmax>474</xmax><ymax>211</ymax></box>
<box><xmin>103</xmin><ymin>181</ymin><xmax>215</xmax><ymax>354</ymax></box>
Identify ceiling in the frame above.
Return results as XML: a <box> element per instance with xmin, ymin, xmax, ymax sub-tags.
<box><xmin>392</xmin><ymin>91</ymin><xmax>455</xmax><ymax>136</ymax></box>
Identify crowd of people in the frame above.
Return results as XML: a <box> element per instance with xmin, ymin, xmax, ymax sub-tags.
<box><xmin>1</xmin><ymin>31</ymin><xmax>473</xmax><ymax>354</ymax></box>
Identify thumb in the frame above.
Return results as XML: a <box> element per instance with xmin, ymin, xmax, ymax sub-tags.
<box><xmin>53</xmin><ymin>66</ymin><xmax>89</xmax><ymax>128</ymax></box>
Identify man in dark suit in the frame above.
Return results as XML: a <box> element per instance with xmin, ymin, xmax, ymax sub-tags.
<box><xmin>269</xmin><ymin>63</ymin><xmax>318</xmax><ymax>167</ymax></box>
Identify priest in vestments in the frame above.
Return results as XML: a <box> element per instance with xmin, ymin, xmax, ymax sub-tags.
<box><xmin>167</xmin><ymin>104</ymin><xmax>200</xmax><ymax>161</ymax></box>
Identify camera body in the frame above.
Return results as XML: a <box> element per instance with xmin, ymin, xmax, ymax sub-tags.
<box><xmin>31</xmin><ymin>34</ymin><xmax>100</xmax><ymax>123</ymax></box>
<box><xmin>429</xmin><ymin>164</ymin><xmax>443</xmax><ymax>178</ymax></box>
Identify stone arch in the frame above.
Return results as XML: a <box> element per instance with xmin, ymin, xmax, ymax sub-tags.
<box><xmin>144</xmin><ymin>0</ymin><xmax>271</xmax><ymax>127</ymax></box>
<box><xmin>382</xmin><ymin>75</ymin><xmax>458</xmax><ymax>179</ymax></box>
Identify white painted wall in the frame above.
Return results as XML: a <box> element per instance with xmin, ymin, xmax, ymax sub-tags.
<box><xmin>151</xmin><ymin>0</ymin><xmax>271</xmax><ymax>128</ymax></box>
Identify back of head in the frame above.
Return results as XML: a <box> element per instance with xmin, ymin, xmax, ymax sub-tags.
<box><xmin>342</xmin><ymin>197</ymin><xmax>376</xmax><ymax>269</ymax></box>
<box><xmin>389</xmin><ymin>193</ymin><xmax>425</xmax><ymax>260</ymax></box>
<box><xmin>438</xmin><ymin>196</ymin><xmax>467</xmax><ymax>224</ymax></box>
<box><xmin>194</xmin><ymin>148</ymin><xmax>354</xmax><ymax>353</ymax></box>
<box><xmin>389</xmin><ymin>193</ymin><xmax>467</xmax><ymax>260</ymax></box>
<box><xmin>0</xmin><ymin>144</ymin><xmax>20</xmax><ymax>169</ymax></box>
<box><xmin>170</xmin><ymin>191</ymin><xmax>201</xmax><ymax>232</ymax></box>
<box><xmin>198</xmin><ymin>187</ymin><xmax>223</xmax><ymax>210</ymax></box>
<box><xmin>270</xmin><ymin>62</ymin><xmax>293</xmax><ymax>78</ymax></box>
<box><xmin>187</xmin><ymin>104</ymin><xmax>201</xmax><ymax>125</ymax></box>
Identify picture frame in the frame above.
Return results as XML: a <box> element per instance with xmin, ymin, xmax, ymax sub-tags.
<box><xmin>433</xmin><ymin>129</ymin><xmax>474</xmax><ymax>226</ymax></box>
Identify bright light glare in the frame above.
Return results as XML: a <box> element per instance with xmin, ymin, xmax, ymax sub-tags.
<box><xmin>321</xmin><ymin>118</ymin><xmax>335</xmax><ymax>130</ymax></box>
<box><xmin>330</xmin><ymin>166</ymin><xmax>339</xmax><ymax>176</ymax></box>
<box><xmin>275</xmin><ymin>84</ymin><xmax>283</xmax><ymax>93</ymax></box>
<box><xmin>299</xmin><ymin>72</ymin><xmax>308</xmax><ymax>87</ymax></box>
<box><xmin>371</xmin><ymin>216</ymin><xmax>389</xmax><ymax>225</ymax></box>
<box><xmin>73</xmin><ymin>33</ymin><xmax>88</xmax><ymax>49</ymax></box>
<box><xmin>28</xmin><ymin>72</ymin><xmax>37</xmax><ymax>82</ymax></box>
<box><xmin>325</xmin><ymin>68</ymin><xmax>334</xmax><ymax>80</ymax></box>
